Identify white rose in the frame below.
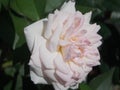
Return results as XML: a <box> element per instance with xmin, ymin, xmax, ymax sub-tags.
<box><xmin>24</xmin><ymin>1</ymin><xmax>102</xmax><ymax>90</ymax></box>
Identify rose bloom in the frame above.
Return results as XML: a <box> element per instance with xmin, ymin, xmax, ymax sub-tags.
<box><xmin>24</xmin><ymin>1</ymin><xmax>102</xmax><ymax>90</ymax></box>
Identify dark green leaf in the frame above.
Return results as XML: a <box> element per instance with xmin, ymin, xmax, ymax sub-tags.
<box><xmin>76</xmin><ymin>5</ymin><xmax>94</xmax><ymax>13</ymax></box>
<box><xmin>10</xmin><ymin>12</ymin><xmax>29</xmax><ymax>48</ymax></box>
<box><xmin>89</xmin><ymin>68</ymin><xmax>115</xmax><ymax>90</ymax></box>
<box><xmin>15</xmin><ymin>75</ymin><xmax>22</xmax><ymax>90</ymax></box>
<box><xmin>79</xmin><ymin>83</ymin><xmax>92</xmax><ymax>90</ymax></box>
<box><xmin>0</xmin><ymin>9</ymin><xmax>15</xmax><ymax>47</ymax></box>
<box><xmin>19</xmin><ymin>64</ymin><xmax>24</xmax><ymax>76</ymax></box>
<box><xmin>34</xmin><ymin>0</ymin><xmax>46</xmax><ymax>18</ymax></box>
<box><xmin>10</xmin><ymin>0</ymin><xmax>39</xmax><ymax>21</ymax></box>
<box><xmin>0</xmin><ymin>2</ymin><xmax>1</xmax><ymax>11</ymax></box>
<box><xmin>1</xmin><ymin>0</ymin><xmax>9</xmax><ymax>8</ymax></box>
<box><xmin>45</xmin><ymin>0</ymin><xmax>65</xmax><ymax>13</ymax></box>
<box><xmin>3</xmin><ymin>81</ymin><xmax>12</xmax><ymax>90</ymax></box>
<box><xmin>4</xmin><ymin>67</ymin><xmax>16</xmax><ymax>77</ymax></box>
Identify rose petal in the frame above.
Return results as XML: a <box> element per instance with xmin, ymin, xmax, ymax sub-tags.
<box><xmin>24</xmin><ymin>19</ymin><xmax>47</xmax><ymax>52</ymax></box>
<box><xmin>61</xmin><ymin>1</ymin><xmax>76</xmax><ymax>14</ymax></box>
<box><xmin>44</xmin><ymin>14</ymin><xmax>54</xmax><ymax>39</ymax></box>
<box><xmin>44</xmin><ymin>70</ymin><xmax>57</xmax><ymax>82</ymax></box>
<box><xmin>30</xmin><ymin>70</ymin><xmax>47</xmax><ymax>84</ymax></box>
<box><xmin>39</xmin><ymin>38</ymin><xmax>57</xmax><ymax>69</ymax></box>
<box><xmin>47</xmin><ymin>25</ymin><xmax>62</xmax><ymax>52</ymax></box>
<box><xmin>52</xmin><ymin>82</ymin><xmax>69</xmax><ymax>90</ymax></box>
<box><xmin>54</xmin><ymin>53</ymin><xmax>70</xmax><ymax>74</ymax></box>
<box><xmin>84</xmin><ymin>11</ymin><xmax>92</xmax><ymax>24</ymax></box>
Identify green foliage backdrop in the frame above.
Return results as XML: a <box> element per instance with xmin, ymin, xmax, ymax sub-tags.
<box><xmin>0</xmin><ymin>0</ymin><xmax>120</xmax><ymax>90</ymax></box>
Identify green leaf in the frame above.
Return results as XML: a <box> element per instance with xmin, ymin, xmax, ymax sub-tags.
<box><xmin>0</xmin><ymin>10</ymin><xmax>15</xmax><ymax>47</ymax></box>
<box><xmin>79</xmin><ymin>83</ymin><xmax>92</xmax><ymax>90</ymax></box>
<box><xmin>0</xmin><ymin>2</ymin><xmax>1</xmax><ymax>11</ymax></box>
<box><xmin>1</xmin><ymin>0</ymin><xmax>9</xmax><ymax>8</ymax></box>
<box><xmin>15</xmin><ymin>75</ymin><xmax>22</xmax><ymax>90</ymax></box>
<box><xmin>76</xmin><ymin>5</ymin><xmax>94</xmax><ymax>13</ymax></box>
<box><xmin>103</xmin><ymin>0</ymin><xmax>120</xmax><ymax>11</ymax></box>
<box><xmin>19</xmin><ymin>64</ymin><xmax>24</xmax><ymax>76</ymax></box>
<box><xmin>3</xmin><ymin>81</ymin><xmax>12</xmax><ymax>90</ymax></box>
<box><xmin>10</xmin><ymin>12</ymin><xmax>29</xmax><ymax>48</ymax></box>
<box><xmin>10</xmin><ymin>0</ymin><xmax>39</xmax><ymax>21</ymax></box>
<box><xmin>34</xmin><ymin>0</ymin><xmax>46</xmax><ymax>18</ymax></box>
<box><xmin>4</xmin><ymin>67</ymin><xmax>16</xmax><ymax>77</ymax></box>
<box><xmin>89</xmin><ymin>68</ymin><xmax>115</xmax><ymax>90</ymax></box>
<box><xmin>45</xmin><ymin>0</ymin><xmax>65</xmax><ymax>13</ymax></box>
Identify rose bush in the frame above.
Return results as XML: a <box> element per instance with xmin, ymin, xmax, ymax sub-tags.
<box><xmin>24</xmin><ymin>1</ymin><xmax>102</xmax><ymax>90</ymax></box>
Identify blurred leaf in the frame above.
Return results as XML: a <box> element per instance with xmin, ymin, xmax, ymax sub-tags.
<box><xmin>10</xmin><ymin>12</ymin><xmax>29</xmax><ymax>48</ymax></box>
<box><xmin>13</xmin><ymin>44</ymin><xmax>30</xmax><ymax>64</ymax></box>
<box><xmin>113</xmin><ymin>67</ymin><xmax>120</xmax><ymax>84</ymax></box>
<box><xmin>76</xmin><ymin>5</ymin><xmax>94</xmax><ymax>13</ymax></box>
<box><xmin>19</xmin><ymin>64</ymin><xmax>24</xmax><ymax>76</ymax></box>
<box><xmin>1</xmin><ymin>0</ymin><xmax>9</xmax><ymax>8</ymax></box>
<box><xmin>0</xmin><ymin>2</ymin><xmax>1</xmax><ymax>11</ymax></box>
<box><xmin>0</xmin><ymin>9</ymin><xmax>15</xmax><ymax>47</ymax></box>
<box><xmin>79</xmin><ymin>83</ymin><xmax>92</xmax><ymax>90</ymax></box>
<box><xmin>45</xmin><ymin>0</ymin><xmax>65</xmax><ymax>13</ymax></box>
<box><xmin>3</xmin><ymin>81</ymin><xmax>12</xmax><ymax>90</ymax></box>
<box><xmin>34</xmin><ymin>0</ymin><xmax>46</xmax><ymax>18</ymax></box>
<box><xmin>4</xmin><ymin>67</ymin><xmax>16</xmax><ymax>77</ymax></box>
<box><xmin>2</xmin><ymin>60</ymin><xmax>13</xmax><ymax>68</ymax></box>
<box><xmin>10</xmin><ymin>0</ymin><xmax>39</xmax><ymax>21</ymax></box>
<box><xmin>99</xmin><ymin>24</ymin><xmax>111</xmax><ymax>40</ymax></box>
<box><xmin>104</xmin><ymin>0</ymin><xmax>120</xmax><ymax>11</ymax></box>
<box><xmin>89</xmin><ymin>68</ymin><xmax>115</xmax><ymax>90</ymax></box>
<box><xmin>15</xmin><ymin>74</ymin><xmax>22</xmax><ymax>90</ymax></box>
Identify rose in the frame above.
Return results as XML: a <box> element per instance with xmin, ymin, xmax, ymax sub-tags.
<box><xmin>24</xmin><ymin>1</ymin><xmax>102</xmax><ymax>90</ymax></box>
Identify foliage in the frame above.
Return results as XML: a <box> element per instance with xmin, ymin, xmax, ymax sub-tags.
<box><xmin>0</xmin><ymin>0</ymin><xmax>120</xmax><ymax>90</ymax></box>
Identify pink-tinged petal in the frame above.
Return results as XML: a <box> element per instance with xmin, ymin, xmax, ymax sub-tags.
<box><xmin>59</xmin><ymin>40</ymin><xmax>70</xmax><ymax>46</ymax></box>
<box><xmin>43</xmin><ymin>70</ymin><xmax>57</xmax><ymax>82</ymax></box>
<box><xmin>47</xmin><ymin>25</ymin><xmax>62</xmax><ymax>52</ymax></box>
<box><xmin>83</xmin><ymin>57</ymin><xmax>100</xmax><ymax>66</ymax></box>
<box><xmin>94</xmin><ymin>41</ymin><xmax>102</xmax><ymax>47</ymax></box>
<box><xmin>29</xmin><ymin>60</ymin><xmax>43</xmax><ymax>77</ymax></box>
<box><xmin>60</xmin><ymin>1</ymin><xmax>76</xmax><ymax>14</ymax></box>
<box><xmin>30</xmin><ymin>70</ymin><xmax>47</xmax><ymax>84</ymax></box>
<box><xmin>91</xmin><ymin>24</ymin><xmax>101</xmax><ymax>33</ymax></box>
<box><xmin>54</xmin><ymin>53</ymin><xmax>70</xmax><ymax>74</ymax></box>
<box><xmin>69</xmin><ymin>61</ymin><xmax>81</xmax><ymax>73</ymax></box>
<box><xmin>52</xmin><ymin>82</ymin><xmax>69</xmax><ymax>90</ymax></box>
<box><xmin>55</xmin><ymin>70</ymin><xmax>73</xmax><ymax>84</ymax></box>
<box><xmin>87</xmin><ymin>34</ymin><xmax>102</xmax><ymax>44</ymax></box>
<box><xmin>70</xmin><ymin>83</ymin><xmax>79</xmax><ymax>89</ymax></box>
<box><xmin>82</xmin><ymin>65</ymin><xmax>92</xmax><ymax>73</ymax></box>
<box><xmin>44</xmin><ymin>14</ymin><xmax>54</xmax><ymax>39</ymax></box>
<box><xmin>39</xmin><ymin>38</ymin><xmax>57</xmax><ymax>69</ymax></box>
<box><xmin>84</xmin><ymin>11</ymin><xmax>92</xmax><ymax>24</ymax></box>
<box><xmin>24</xmin><ymin>19</ymin><xmax>47</xmax><ymax>52</ymax></box>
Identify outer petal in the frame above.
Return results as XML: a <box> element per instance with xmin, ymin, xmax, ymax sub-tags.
<box><xmin>44</xmin><ymin>14</ymin><xmax>54</xmax><ymax>39</ymax></box>
<box><xmin>54</xmin><ymin>53</ymin><xmax>71</xmax><ymax>74</ymax></box>
<box><xmin>30</xmin><ymin>70</ymin><xmax>47</xmax><ymax>84</ymax></box>
<box><xmin>24</xmin><ymin>19</ymin><xmax>47</xmax><ymax>52</ymax></box>
<box><xmin>39</xmin><ymin>37</ymin><xmax>57</xmax><ymax>69</ymax></box>
<box><xmin>60</xmin><ymin>1</ymin><xmax>76</xmax><ymax>13</ymax></box>
<box><xmin>52</xmin><ymin>82</ymin><xmax>69</xmax><ymax>90</ymax></box>
<box><xmin>84</xmin><ymin>11</ymin><xmax>92</xmax><ymax>24</ymax></box>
